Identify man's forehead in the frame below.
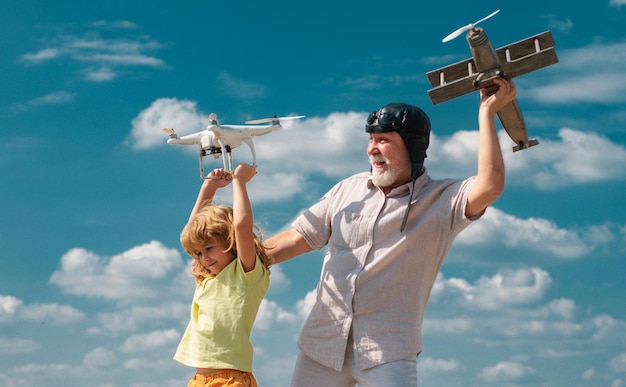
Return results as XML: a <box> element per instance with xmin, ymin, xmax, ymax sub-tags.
<box><xmin>369</xmin><ymin>131</ymin><xmax>403</xmax><ymax>140</ymax></box>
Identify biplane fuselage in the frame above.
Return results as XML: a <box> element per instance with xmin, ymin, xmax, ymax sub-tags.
<box><xmin>426</xmin><ymin>29</ymin><xmax>559</xmax><ymax>151</ymax></box>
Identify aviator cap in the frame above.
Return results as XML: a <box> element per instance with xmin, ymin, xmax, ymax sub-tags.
<box><xmin>365</xmin><ymin>103</ymin><xmax>431</xmax><ymax>180</ymax></box>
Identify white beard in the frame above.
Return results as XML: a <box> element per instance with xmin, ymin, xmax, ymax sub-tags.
<box><xmin>370</xmin><ymin>155</ymin><xmax>399</xmax><ymax>187</ymax></box>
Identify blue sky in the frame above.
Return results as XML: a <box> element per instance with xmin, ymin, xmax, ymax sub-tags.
<box><xmin>1</xmin><ymin>0</ymin><xmax>625</xmax><ymax>386</ymax></box>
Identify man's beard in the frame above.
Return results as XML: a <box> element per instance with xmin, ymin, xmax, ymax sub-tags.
<box><xmin>369</xmin><ymin>155</ymin><xmax>400</xmax><ymax>187</ymax></box>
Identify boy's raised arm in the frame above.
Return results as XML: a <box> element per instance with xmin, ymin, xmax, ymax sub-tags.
<box><xmin>188</xmin><ymin>169</ymin><xmax>232</xmax><ymax>222</ymax></box>
<box><xmin>232</xmin><ymin>164</ymin><xmax>258</xmax><ymax>273</ymax></box>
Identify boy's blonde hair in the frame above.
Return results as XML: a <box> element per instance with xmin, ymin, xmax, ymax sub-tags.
<box><xmin>180</xmin><ymin>204</ymin><xmax>272</xmax><ymax>284</ymax></box>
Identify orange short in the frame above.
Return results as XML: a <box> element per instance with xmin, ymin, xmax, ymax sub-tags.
<box><xmin>188</xmin><ymin>370</ymin><xmax>257</xmax><ymax>387</ymax></box>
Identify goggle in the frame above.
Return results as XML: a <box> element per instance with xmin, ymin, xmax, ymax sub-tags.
<box><xmin>365</xmin><ymin>111</ymin><xmax>402</xmax><ymax>133</ymax></box>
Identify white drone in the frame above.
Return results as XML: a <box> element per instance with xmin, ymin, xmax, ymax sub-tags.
<box><xmin>163</xmin><ymin>113</ymin><xmax>304</xmax><ymax>179</ymax></box>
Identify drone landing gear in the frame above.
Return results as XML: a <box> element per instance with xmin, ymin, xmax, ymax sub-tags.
<box><xmin>199</xmin><ymin>146</ymin><xmax>233</xmax><ymax>180</ymax></box>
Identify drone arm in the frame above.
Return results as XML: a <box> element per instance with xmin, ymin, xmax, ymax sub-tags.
<box><xmin>167</xmin><ymin>137</ymin><xmax>202</xmax><ymax>146</ymax></box>
<box><xmin>217</xmin><ymin>138</ymin><xmax>232</xmax><ymax>171</ymax></box>
<box><xmin>243</xmin><ymin>138</ymin><xmax>257</xmax><ymax>167</ymax></box>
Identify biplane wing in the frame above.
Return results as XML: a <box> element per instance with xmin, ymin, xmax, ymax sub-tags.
<box><xmin>427</xmin><ymin>31</ymin><xmax>558</xmax><ymax>105</ymax></box>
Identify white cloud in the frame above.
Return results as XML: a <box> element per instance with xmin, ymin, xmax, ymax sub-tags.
<box><xmin>532</xmin><ymin>128</ymin><xmax>626</xmax><ymax>186</ymax></box>
<box><xmin>265</xmin><ymin>264</ymin><xmax>290</xmax><ymax>293</ymax></box>
<box><xmin>427</xmin><ymin>274</ymin><xmax>624</xmax><ymax>357</ymax></box>
<box><xmin>128</xmin><ymin>97</ymin><xmax>208</xmax><ymax>150</ymax></box>
<box><xmin>216</xmin><ymin>72</ymin><xmax>266</xmax><ymax>101</ymax></box>
<box><xmin>429</xmin><ymin>128</ymin><xmax>626</xmax><ymax>190</ymax></box>
<box><xmin>29</xmin><ymin>91</ymin><xmax>76</xmax><ymax>106</ymax></box>
<box><xmin>529</xmin><ymin>73</ymin><xmax>626</xmax><ymax>104</ymax></box>
<box><xmin>0</xmin><ymin>294</ymin><xmax>84</xmax><ymax>325</ymax></box>
<box><xmin>82</xmin><ymin>347</ymin><xmax>119</xmax><ymax>369</ymax></box>
<box><xmin>19</xmin><ymin>303</ymin><xmax>85</xmax><ymax>325</ymax></box>
<box><xmin>434</xmin><ymin>267</ymin><xmax>552</xmax><ymax>310</ymax></box>
<box><xmin>11</xmin><ymin>91</ymin><xmax>77</xmax><ymax>112</ymax></box>
<box><xmin>539</xmin><ymin>348</ymin><xmax>586</xmax><ymax>359</ymax></box>
<box><xmin>91</xmin><ymin>20</ymin><xmax>139</xmax><ymax>29</ymax></box>
<box><xmin>254</xmin><ymin>298</ymin><xmax>301</xmax><ymax>332</ymax></box>
<box><xmin>537</xmin><ymin>298</ymin><xmax>576</xmax><ymax>320</ymax></box>
<box><xmin>0</xmin><ymin>295</ymin><xmax>22</xmax><ymax>320</ymax></box>
<box><xmin>257</xmin><ymin>112</ymin><xmax>368</xmax><ymax>178</ymax></box>
<box><xmin>418</xmin><ymin>357</ymin><xmax>464</xmax><ymax>373</ymax></box>
<box><xmin>0</xmin><ymin>337</ymin><xmax>39</xmax><ymax>355</ymax></box>
<box><xmin>84</xmin><ymin>66</ymin><xmax>117</xmax><ymax>82</ymax></box>
<box><xmin>246</xmin><ymin>172</ymin><xmax>307</xmax><ymax>203</ymax></box>
<box><xmin>324</xmin><ymin>71</ymin><xmax>424</xmax><ymax>92</ymax></box>
<box><xmin>426</xmin><ymin>267</ymin><xmax>626</xmax><ymax>359</ymax></box>
<box><xmin>456</xmin><ymin>207</ymin><xmax>598</xmax><ymax>259</ymax></box>
<box><xmin>527</xmin><ymin>41</ymin><xmax>626</xmax><ymax>105</ymax></box>
<box><xmin>19</xmin><ymin>23</ymin><xmax>166</xmax><ymax>82</ymax></box>
<box><xmin>422</xmin><ymin>317</ymin><xmax>473</xmax><ymax>335</ymax></box>
<box><xmin>610</xmin><ymin>0</ymin><xmax>626</xmax><ymax>7</ymax></box>
<box><xmin>592</xmin><ymin>315</ymin><xmax>626</xmax><ymax>342</ymax></box>
<box><xmin>108</xmin><ymin>242</ymin><xmax>182</xmax><ymax>278</ymax></box>
<box><xmin>341</xmin><ymin>74</ymin><xmax>381</xmax><ymax>90</ymax></box>
<box><xmin>92</xmin><ymin>302</ymin><xmax>189</xmax><ymax>335</ymax></box>
<box><xmin>49</xmin><ymin>240</ymin><xmax>186</xmax><ymax>304</ymax></box>
<box><xmin>295</xmin><ymin>289</ymin><xmax>317</xmax><ymax>320</ymax></box>
<box><xmin>20</xmin><ymin>48</ymin><xmax>60</xmax><ymax>63</ymax></box>
<box><xmin>547</xmin><ymin>17</ymin><xmax>574</xmax><ymax>34</ymax></box>
<box><xmin>479</xmin><ymin>361</ymin><xmax>535</xmax><ymax>382</ymax></box>
<box><xmin>120</xmin><ymin>329</ymin><xmax>181</xmax><ymax>353</ymax></box>
<box><xmin>5</xmin><ymin>363</ymin><xmax>75</xmax><ymax>384</ymax></box>
<box><xmin>583</xmin><ymin>368</ymin><xmax>595</xmax><ymax>379</ymax></box>
<box><xmin>610</xmin><ymin>353</ymin><xmax>626</xmax><ymax>373</ymax></box>
<box><xmin>78</xmin><ymin>51</ymin><xmax>164</xmax><ymax>67</ymax></box>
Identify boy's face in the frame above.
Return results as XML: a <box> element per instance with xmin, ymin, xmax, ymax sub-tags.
<box><xmin>194</xmin><ymin>243</ymin><xmax>234</xmax><ymax>275</ymax></box>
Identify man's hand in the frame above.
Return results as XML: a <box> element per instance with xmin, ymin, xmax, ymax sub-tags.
<box><xmin>480</xmin><ymin>78</ymin><xmax>517</xmax><ymax>116</ymax></box>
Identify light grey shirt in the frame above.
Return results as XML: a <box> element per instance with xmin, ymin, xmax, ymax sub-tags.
<box><xmin>293</xmin><ymin>169</ymin><xmax>479</xmax><ymax>371</ymax></box>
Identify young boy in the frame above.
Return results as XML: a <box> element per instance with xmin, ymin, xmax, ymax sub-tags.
<box><xmin>174</xmin><ymin>164</ymin><xmax>271</xmax><ymax>387</ymax></box>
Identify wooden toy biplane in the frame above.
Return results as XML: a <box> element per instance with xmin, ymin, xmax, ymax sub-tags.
<box><xmin>426</xmin><ymin>10</ymin><xmax>559</xmax><ymax>151</ymax></box>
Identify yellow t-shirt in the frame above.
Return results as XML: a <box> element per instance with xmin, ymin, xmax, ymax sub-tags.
<box><xmin>174</xmin><ymin>256</ymin><xmax>269</xmax><ymax>371</ymax></box>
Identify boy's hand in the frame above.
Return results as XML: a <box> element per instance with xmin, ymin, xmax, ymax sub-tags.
<box><xmin>233</xmin><ymin>163</ymin><xmax>257</xmax><ymax>184</ymax></box>
<box><xmin>205</xmin><ymin>168</ymin><xmax>233</xmax><ymax>188</ymax></box>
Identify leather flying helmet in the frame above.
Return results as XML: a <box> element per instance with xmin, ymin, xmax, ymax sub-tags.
<box><xmin>365</xmin><ymin>103</ymin><xmax>431</xmax><ymax>181</ymax></box>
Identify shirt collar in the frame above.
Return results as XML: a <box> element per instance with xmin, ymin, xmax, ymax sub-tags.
<box><xmin>367</xmin><ymin>167</ymin><xmax>428</xmax><ymax>197</ymax></box>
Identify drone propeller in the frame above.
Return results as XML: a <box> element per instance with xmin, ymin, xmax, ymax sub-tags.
<box><xmin>245</xmin><ymin>115</ymin><xmax>305</xmax><ymax>125</ymax></box>
<box><xmin>162</xmin><ymin>127</ymin><xmax>176</xmax><ymax>136</ymax></box>
<box><xmin>442</xmin><ymin>9</ymin><xmax>500</xmax><ymax>43</ymax></box>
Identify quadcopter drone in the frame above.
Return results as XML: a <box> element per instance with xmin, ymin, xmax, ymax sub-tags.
<box><xmin>163</xmin><ymin>113</ymin><xmax>304</xmax><ymax>179</ymax></box>
<box><xmin>426</xmin><ymin>9</ymin><xmax>559</xmax><ymax>151</ymax></box>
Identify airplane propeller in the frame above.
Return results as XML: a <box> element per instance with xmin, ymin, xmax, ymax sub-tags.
<box><xmin>245</xmin><ymin>115</ymin><xmax>305</xmax><ymax>125</ymax></box>
<box><xmin>442</xmin><ymin>9</ymin><xmax>500</xmax><ymax>43</ymax></box>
